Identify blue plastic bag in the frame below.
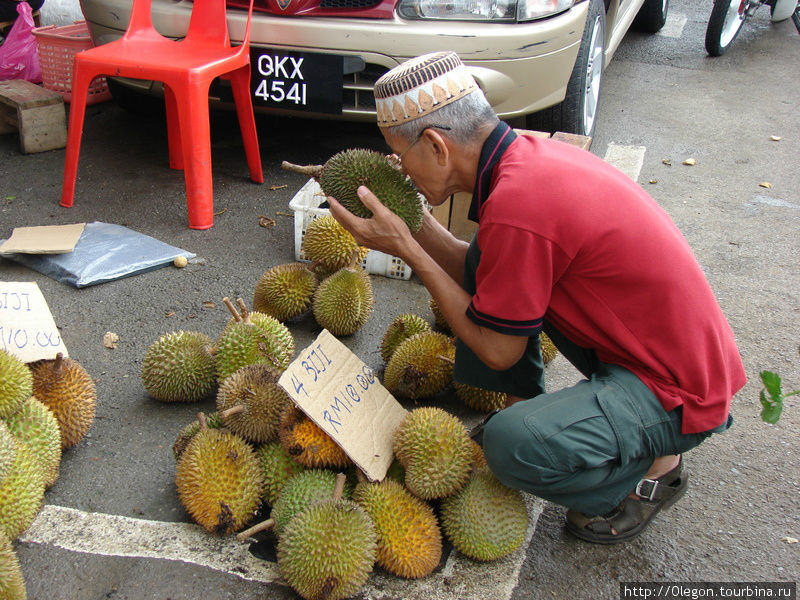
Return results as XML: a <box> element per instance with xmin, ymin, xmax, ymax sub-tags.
<box><xmin>0</xmin><ymin>2</ymin><xmax>42</xmax><ymax>82</ymax></box>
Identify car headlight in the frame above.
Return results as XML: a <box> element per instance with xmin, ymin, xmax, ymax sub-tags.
<box><xmin>396</xmin><ymin>0</ymin><xmax>577</xmax><ymax>22</ymax></box>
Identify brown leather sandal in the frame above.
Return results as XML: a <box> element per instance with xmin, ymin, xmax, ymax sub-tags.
<box><xmin>565</xmin><ymin>459</ymin><xmax>689</xmax><ymax>544</ymax></box>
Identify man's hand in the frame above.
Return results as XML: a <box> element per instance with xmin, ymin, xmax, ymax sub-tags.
<box><xmin>328</xmin><ymin>186</ymin><xmax>415</xmax><ymax>259</ymax></box>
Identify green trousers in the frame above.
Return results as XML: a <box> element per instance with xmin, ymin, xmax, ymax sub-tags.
<box><xmin>454</xmin><ymin>235</ymin><xmax>732</xmax><ymax>515</ymax></box>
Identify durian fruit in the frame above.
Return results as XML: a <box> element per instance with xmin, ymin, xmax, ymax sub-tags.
<box><xmin>470</xmin><ymin>438</ymin><xmax>488</xmax><ymax>470</ymax></box>
<box><xmin>392</xmin><ymin>407</ymin><xmax>472</xmax><ymax>500</ymax></box>
<box><xmin>440</xmin><ymin>467</ymin><xmax>528</xmax><ymax>561</ymax></box>
<box><xmin>172</xmin><ymin>412</ymin><xmax>223</xmax><ymax>460</ymax></box>
<box><xmin>380</xmin><ymin>314</ymin><xmax>431</xmax><ymax>364</ymax></box>
<box><xmin>277</xmin><ymin>474</ymin><xmax>377</xmax><ymax>600</ymax></box>
<box><xmin>29</xmin><ymin>353</ymin><xmax>96</xmax><ymax>449</ymax></box>
<box><xmin>279</xmin><ymin>404</ymin><xmax>350</xmax><ymax>469</ymax></box>
<box><xmin>269</xmin><ymin>469</ymin><xmax>351</xmax><ymax>535</ymax></box>
<box><xmin>353</xmin><ymin>479</ymin><xmax>441</xmax><ymax>579</ymax></box>
<box><xmin>429</xmin><ymin>297</ymin><xmax>452</xmax><ymax>334</ymax></box>
<box><xmin>216</xmin><ymin>298</ymin><xmax>295</xmax><ymax>381</ymax></box>
<box><xmin>384</xmin><ymin>332</ymin><xmax>455</xmax><ymax>399</ymax></box>
<box><xmin>0</xmin><ymin>439</ymin><xmax>45</xmax><ymax>539</ymax></box>
<box><xmin>3</xmin><ymin>397</ymin><xmax>61</xmax><ymax>488</ymax></box>
<box><xmin>175</xmin><ymin>416</ymin><xmax>264</xmax><ymax>535</ymax></box>
<box><xmin>454</xmin><ymin>381</ymin><xmax>507</xmax><ymax>413</ymax></box>
<box><xmin>282</xmin><ymin>148</ymin><xmax>424</xmax><ymax>232</ymax></box>
<box><xmin>0</xmin><ymin>421</ymin><xmax>17</xmax><ymax>486</ymax></box>
<box><xmin>302</xmin><ymin>216</ymin><xmax>362</xmax><ymax>273</ymax></box>
<box><xmin>216</xmin><ymin>364</ymin><xmax>291</xmax><ymax>444</ymax></box>
<box><xmin>253</xmin><ymin>263</ymin><xmax>319</xmax><ymax>322</ymax></box>
<box><xmin>256</xmin><ymin>441</ymin><xmax>306</xmax><ymax>505</ymax></box>
<box><xmin>0</xmin><ymin>350</ymin><xmax>32</xmax><ymax>419</ymax></box>
<box><xmin>141</xmin><ymin>331</ymin><xmax>217</xmax><ymax>403</ymax></box>
<box><xmin>312</xmin><ymin>268</ymin><xmax>374</xmax><ymax>336</ymax></box>
<box><xmin>540</xmin><ymin>332</ymin><xmax>558</xmax><ymax>365</ymax></box>
<box><xmin>0</xmin><ymin>531</ymin><xmax>26</xmax><ymax>600</ymax></box>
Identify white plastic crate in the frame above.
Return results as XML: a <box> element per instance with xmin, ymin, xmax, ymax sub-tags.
<box><xmin>289</xmin><ymin>178</ymin><xmax>413</xmax><ymax>281</ymax></box>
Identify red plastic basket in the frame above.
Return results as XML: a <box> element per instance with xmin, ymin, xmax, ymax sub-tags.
<box><xmin>32</xmin><ymin>21</ymin><xmax>111</xmax><ymax>104</ymax></box>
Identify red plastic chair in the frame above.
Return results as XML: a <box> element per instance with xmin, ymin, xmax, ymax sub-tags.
<box><xmin>60</xmin><ymin>0</ymin><xmax>263</xmax><ymax>229</ymax></box>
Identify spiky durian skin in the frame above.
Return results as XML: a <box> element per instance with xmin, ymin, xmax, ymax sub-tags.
<box><xmin>392</xmin><ymin>407</ymin><xmax>472</xmax><ymax>500</ymax></box>
<box><xmin>440</xmin><ymin>468</ymin><xmax>528</xmax><ymax>561</ymax></box>
<box><xmin>0</xmin><ymin>350</ymin><xmax>32</xmax><ymax>419</ymax></box>
<box><xmin>269</xmin><ymin>469</ymin><xmax>351</xmax><ymax>534</ymax></box>
<box><xmin>172</xmin><ymin>412</ymin><xmax>224</xmax><ymax>460</ymax></box>
<box><xmin>253</xmin><ymin>263</ymin><xmax>319</xmax><ymax>322</ymax></box>
<box><xmin>216</xmin><ymin>313</ymin><xmax>295</xmax><ymax>381</ymax></box>
<box><xmin>384</xmin><ymin>332</ymin><xmax>455</xmax><ymax>399</ymax></box>
<box><xmin>277</xmin><ymin>498</ymin><xmax>377</xmax><ymax>600</ymax></box>
<box><xmin>312</xmin><ymin>268</ymin><xmax>374</xmax><ymax>336</ymax></box>
<box><xmin>353</xmin><ymin>479</ymin><xmax>441</xmax><ymax>579</ymax></box>
<box><xmin>0</xmin><ymin>440</ymin><xmax>45</xmax><ymax>540</ymax></box>
<box><xmin>470</xmin><ymin>438</ymin><xmax>488</xmax><ymax>470</ymax></box>
<box><xmin>380</xmin><ymin>314</ymin><xmax>431</xmax><ymax>364</ymax></box>
<box><xmin>320</xmin><ymin>148</ymin><xmax>424</xmax><ymax>233</ymax></box>
<box><xmin>175</xmin><ymin>429</ymin><xmax>264</xmax><ymax>535</ymax></box>
<box><xmin>29</xmin><ymin>355</ymin><xmax>96</xmax><ymax>450</ymax></box>
<box><xmin>278</xmin><ymin>404</ymin><xmax>350</xmax><ymax>469</ymax></box>
<box><xmin>3</xmin><ymin>397</ymin><xmax>61</xmax><ymax>488</ymax></box>
<box><xmin>0</xmin><ymin>531</ymin><xmax>26</xmax><ymax>600</ymax></box>
<box><xmin>454</xmin><ymin>382</ymin><xmax>507</xmax><ymax>413</ymax></box>
<box><xmin>256</xmin><ymin>441</ymin><xmax>306</xmax><ymax>505</ymax></box>
<box><xmin>0</xmin><ymin>421</ymin><xmax>17</xmax><ymax>486</ymax></box>
<box><xmin>141</xmin><ymin>331</ymin><xmax>217</xmax><ymax>403</ymax></box>
<box><xmin>302</xmin><ymin>216</ymin><xmax>362</xmax><ymax>273</ymax></box>
<box><xmin>429</xmin><ymin>297</ymin><xmax>451</xmax><ymax>334</ymax></box>
<box><xmin>540</xmin><ymin>333</ymin><xmax>558</xmax><ymax>365</ymax></box>
<box><xmin>217</xmin><ymin>364</ymin><xmax>290</xmax><ymax>444</ymax></box>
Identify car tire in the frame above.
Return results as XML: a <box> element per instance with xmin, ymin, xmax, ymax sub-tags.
<box><xmin>107</xmin><ymin>78</ymin><xmax>165</xmax><ymax>116</ymax></box>
<box><xmin>634</xmin><ymin>0</ymin><xmax>669</xmax><ymax>33</ymax></box>
<box><xmin>705</xmin><ymin>0</ymin><xmax>748</xmax><ymax>56</ymax></box>
<box><xmin>525</xmin><ymin>0</ymin><xmax>605</xmax><ymax>138</ymax></box>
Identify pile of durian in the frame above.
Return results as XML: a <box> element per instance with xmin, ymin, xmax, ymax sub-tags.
<box><xmin>0</xmin><ymin>349</ymin><xmax>97</xmax><ymax>600</ymax></box>
<box><xmin>141</xmin><ymin>215</ymin><xmax>559</xmax><ymax>599</ymax></box>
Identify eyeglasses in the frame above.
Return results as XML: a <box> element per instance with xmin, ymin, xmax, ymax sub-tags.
<box><xmin>396</xmin><ymin>124</ymin><xmax>452</xmax><ymax>161</ymax></box>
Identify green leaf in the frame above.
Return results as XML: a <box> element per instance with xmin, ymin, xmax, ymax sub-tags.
<box><xmin>760</xmin><ymin>370</ymin><xmax>782</xmax><ymax>397</ymax></box>
<box><xmin>759</xmin><ymin>371</ymin><xmax>784</xmax><ymax>424</ymax></box>
<box><xmin>760</xmin><ymin>390</ymin><xmax>783</xmax><ymax>424</ymax></box>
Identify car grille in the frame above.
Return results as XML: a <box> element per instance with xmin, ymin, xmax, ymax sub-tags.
<box><xmin>320</xmin><ymin>0</ymin><xmax>382</xmax><ymax>8</ymax></box>
<box><xmin>343</xmin><ymin>62</ymin><xmax>388</xmax><ymax>112</ymax></box>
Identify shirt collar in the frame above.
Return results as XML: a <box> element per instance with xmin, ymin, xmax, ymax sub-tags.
<box><xmin>468</xmin><ymin>121</ymin><xmax>517</xmax><ymax>223</ymax></box>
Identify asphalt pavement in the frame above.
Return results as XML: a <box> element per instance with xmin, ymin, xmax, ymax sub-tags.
<box><xmin>1</xmin><ymin>0</ymin><xmax>798</xmax><ymax>598</ymax></box>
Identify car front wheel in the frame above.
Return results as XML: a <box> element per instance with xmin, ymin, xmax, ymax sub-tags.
<box><xmin>525</xmin><ymin>0</ymin><xmax>606</xmax><ymax>138</ymax></box>
<box><xmin>635</xmin><ymin>0</ymin><xmax>670</xmax><ymax>32</ymax></box>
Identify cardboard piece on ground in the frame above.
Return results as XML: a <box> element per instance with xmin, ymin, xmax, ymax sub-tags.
<box><xmin>0</xmin><ymin>223</ymin><xmax>85</xmax><ymax>254</ymax></box>
<box><xmin>278</xmin><ymin>329</ymin><xmax>408</xmax><ymax>482</ymax></box>
<box><xmin>0</xmin><ymin>281</ymin><xmax>68</xmax><ymax>362</ymax></box>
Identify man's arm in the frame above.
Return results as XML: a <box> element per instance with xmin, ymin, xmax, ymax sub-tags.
<box><xmin>329</xmin><ymin>186</ymin><xmax>527</xmax><ymax>371</ymax></box>
<box><xmin>411</xmin><ymin>209</ymin><xmax>470</xmax><ymax>287</ymax></box>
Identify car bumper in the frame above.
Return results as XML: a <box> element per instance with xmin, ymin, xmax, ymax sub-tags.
<box><xmin>80</xmin><ymin>0</ymin><xmax>588</xmax><ymax>121</ymax></box>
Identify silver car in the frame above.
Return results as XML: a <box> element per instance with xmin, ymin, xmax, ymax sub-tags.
<box><xmin>79</xmin><ymin>0</ymin><xmax>669</xmax><ymax>137</ymax></box>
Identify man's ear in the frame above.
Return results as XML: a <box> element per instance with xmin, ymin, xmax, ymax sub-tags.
<box><xmin>424</xmin><ymin>129</ymin><xmax>450</xmax><ymax>166</ymax></box>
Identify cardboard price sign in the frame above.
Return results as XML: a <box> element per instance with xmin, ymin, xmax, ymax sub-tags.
<box><xmin>0</xmin><ymin>281</ymin><xmax>68</xmax><ymax>362</ymax></box>
<box><xmin>278</xmin><ymin>329</ymin><xmax>408</xmax><ymax>482</ymax></box>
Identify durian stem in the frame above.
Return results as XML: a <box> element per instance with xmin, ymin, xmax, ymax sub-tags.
<box><xmin>281</xmin><ymin>161</ymin><xmax>324</xmax><ymax>179</ymax></box>
<box><xmin>197</xmin><ymin>412</ymin><xmax>207</xmax><ymax>430</ymax></box>
<box><xmin>333</xmin><ymin>472</ymin><xmax>347</xmax><ymax>501</ymax></box>
<box><xmin>355</xmin><ymin>469</ymin><xmax>368</xmax><ymax>484</ymax></box>
<box><xmin>219</xmin><ymin>405</ymin><xmax>245</xmax><ymax>418</ymax></box>
<box><xmin>236</xmin><ymin>298</ymin><xmax>251</xmax><ymax>323</ymax></box>
<box><xmin>53</xmin><ymin>352</ymin><xmax>64</xmax><ymax>376</ymax></box>
<box><xmin>235</xmin><ymin>518</ymin><xmax>275</xmax><ymax>542</ymax></box>
<box><xmin>437</xmin><ymin>355</ymin><xmax>455</xmax><ymax>365</ymax></box>
<box><xmin>223</xmin><ymin>297</ymin><xmax>242</xmax><ymax>322</ymax></box>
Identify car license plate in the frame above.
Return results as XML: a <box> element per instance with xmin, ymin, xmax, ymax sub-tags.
<box><xmin>251</xmin><ymin>50</ymin><xmax>343</xmax><ymax>114</ymax></box>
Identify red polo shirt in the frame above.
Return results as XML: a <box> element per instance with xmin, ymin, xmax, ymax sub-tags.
<box><xmin>466</xmin><ymin>123</ymin><xmax>746</xmax><ymax>434</ymax></box>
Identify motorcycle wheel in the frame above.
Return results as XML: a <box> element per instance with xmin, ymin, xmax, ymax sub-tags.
<box><xmin>705</xmin><ymin>0</ymin><xmax>750</xmax><ymax>56</ymax></box>
<box><xmin>791</xmin><ymin>2</ymin><xmax>800</xmax><ymax>32</ymax></box>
